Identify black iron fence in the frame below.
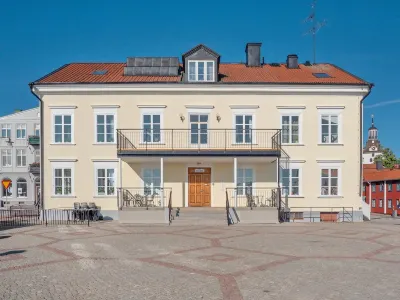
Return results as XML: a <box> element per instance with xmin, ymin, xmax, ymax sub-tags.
<box><xmin>117</xmin><ymin>129</ymin><xmax>282</xmax><ymax>153</ymax></box>
<box><xmin>225</xmin><ymin>187</ymin><xmax>279</xmax><ymax>209</ymax></box>
<box><xmin>0</xmin><ymin>208</ymin><xmax>100</xmax><ymax>228</ymax></box>
<box><xmin>118</xmin><ymin>187</ymin><xmax>172</xmax><ymax>209</ymax></box>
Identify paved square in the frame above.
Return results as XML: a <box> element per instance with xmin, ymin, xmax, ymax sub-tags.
<box><xmin>1</xmin><ymin>216</ymin><xmax>400</xmax><ymax>299</ymax></box>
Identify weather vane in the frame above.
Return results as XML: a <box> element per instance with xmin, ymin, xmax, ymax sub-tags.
<box><xmin>303</xmin><ymin>0</ymin><xmax>327</xmax><ymax>64</ymax></box>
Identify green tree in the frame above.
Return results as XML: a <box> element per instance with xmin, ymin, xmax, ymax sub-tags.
<box><xmin>374</xmin><ymin>147</ymin><xmax>399</xmax><ymax>169</ymax></box>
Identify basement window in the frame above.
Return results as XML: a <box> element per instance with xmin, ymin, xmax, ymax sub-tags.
<box><xmin>92</xmin><ymin>70</ymin><xmax>108</xmax><ymax>75</ymax></box>
<box><xmin>313</xmin><ymin>73</ymin><xmax>331</xmax><ymax>78</ymax></box>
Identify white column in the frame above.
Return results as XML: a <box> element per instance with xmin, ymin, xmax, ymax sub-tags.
<box><xmin>384</xmin><ymin>180</ymin><xmax>387</xmax><ymax>214</ymax></box>
<box><xmin>160</xmin><ymin>157</ymin><xmax>164</xmax><ymax>207</ymax></box>
<box><xmin>234</xmin><ymin>157</ymin><xmax>237</xmax><ymax>207</ymax></box>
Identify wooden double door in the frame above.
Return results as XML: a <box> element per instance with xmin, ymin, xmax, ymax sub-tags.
<box><xmin>188</xmin><ymin>167</ymin><xmax>211</xmax><ymax>207</ymax></box>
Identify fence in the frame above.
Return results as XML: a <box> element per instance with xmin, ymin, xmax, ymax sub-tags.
<box><xmin>225</xmin><ymin>187</ymin><xmax>279</xmax><ymax>209</ymax></box>
<box><xmin>118</xmin><ymin>187</ymin><xmax>172</xmax><ymax>209</ymax></box>
<box><xmin>288</xmin><ymin>207</ymin><xmax>354</xmax><ymax>222</ymax></box>
<box><xmin>0</xmin><ymin>208</ymin><xmax>100</xmax><ymax>228</ymax></box>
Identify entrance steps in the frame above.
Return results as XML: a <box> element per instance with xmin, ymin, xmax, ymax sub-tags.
<box><xmin>171</xmin><ymin>207</ymin><xmax>228</xmax><ymax>226</ymax></box>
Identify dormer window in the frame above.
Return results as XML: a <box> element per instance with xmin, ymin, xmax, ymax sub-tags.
<box><xmin>188</xmin><ymin>61</ymin><xmax>214</xmax><ymax>82</ymax></box>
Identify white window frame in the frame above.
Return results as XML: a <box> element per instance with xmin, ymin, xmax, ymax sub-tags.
<box><xmin>236</xmin><ymin>167</ymin><xmax>255</xmax><ymax>196</ymax></box>
<box><xmin>188</xmin><ymin>60</ymin><xmax>214</xmax><ymax>82</ymax></box>
<box><xmin>1</xmin><ymin>124</ymin><xmax>11</xmax><ymax>138</ymax></box>
<box><xmin>1</xmin><ymin>149</ymin><xmax>12</xmax><ymax>167</ymax></box>
<box><xmin>16</xmin><ymin>124</ymin><xmax>27</xmax><ymax>139</ymax></box>
<box><xmin>93</xmin><ymin>162</ymin><xmax>118</xmax><ymax>197</ymax></box>
<box><xmin>379</xmin><ymin>199</ymin><xmax>383</xmax><ymax>208</ymax></box>
<box><xmin>388</xmin><ymin>199</ymin><xmax>392</xmax><ymax>209</ymax></box>
<box><xmin>51</xmin><ymin>161</ymin><xmax>75</xmax><ymax>197</ymax></box>
<box><xmin>140</xmin><ymin>109</ymin><xmax>164</xmax><ymax>144</ymax></box>
<box><xmin>233</xmin><ymin>113</ymin><xmax>256</xmax><ymax>144</ymax></box>
<box><xmin>372</xmin><ymin>199</ymin><xmax>376</xmax><ymax>208</ymax></box>
<box><xmin>16</xmin><ymin>178</ymin><xmax>28</xmax><ymax>198</ymax></box>
<box><xmin>318</xmin><ymin>162</ymin><xmax>342</xmax><ymax>197</ymax></box>
<box><xmin>34</xmin><ymin>124</ymin><xmax>40</xmax><ymax>136</ymax></box>
<box><xmin>141</xmin><ymin>167</ymin><xmax>161</xmax><ymax>195</ymax></box>
<box><xmin>51</xmin><ymin>108</ymin><xmax>75</xmax><ymax>144</ymax></box>
<box><xmin>93</xmin><ymin>108</ymin><xmax>117</xmax><ymax>144</ymax></box>
<box><xmin>16</xmin><ymin>149</ymin><xmax>27</xmax><ymax>167</ymax></box>
<box><xmin>318</xmin><ymin>108</ymin><xmax>343</xmax><ymax>144</ymax></box>
<box><xmin>188</xmin><ymin>113</ymin><xmax>210</xmax><ymax>147</ymax></box>
<box><xmin>280</xmin><ymin>163</ymin><xmax>303</xmax><ymax>197</ymax></box>
<box><xmin>279</xmin><ymin>109</ymin><xmax>304</xmax><ymax>145</ymax></box>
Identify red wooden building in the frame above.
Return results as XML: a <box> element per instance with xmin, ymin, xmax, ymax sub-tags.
<box><xmin>363</xmin><ymin>163</ymin><xmax>400</xmax><ymax>215</ymax></box>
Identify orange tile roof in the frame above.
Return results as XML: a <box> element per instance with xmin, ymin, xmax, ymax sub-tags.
<box><xmin>33</xmin><ymin>62</ymin><xmax>369</xmax><ymax>85</ymax></box>
<box><xmin>363</xmin><ymin>167</ymin><xmax>400</xmax><ymax>182</ymax></box>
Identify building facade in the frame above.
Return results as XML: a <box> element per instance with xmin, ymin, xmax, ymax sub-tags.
<box><xmin>362</xmin><ymin>116</ymin><xmax>382</xmax><ymax>164</ymax></box>
<box><xmin>0</xmin><ymin>108</ymin><xmax>40</xmax><ymax>207</ymax></box>
<box><xmin>363</xmin><ymin>164</ymin><xmax>400</xmax><ymax>215</ymax></box>
<box><xmin>31</xmin><ymin>43</ymin><xmax>372</xmax><ymax>222</ymax></box>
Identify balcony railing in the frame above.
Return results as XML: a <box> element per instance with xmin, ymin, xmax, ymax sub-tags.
<box><xmin>29</xmin><ymin>163</ymin><xmax>40</xmax><ymax>175</ymax></box>
<box><xmin>117</xmin><ymin>187</ymin><xmax>172</xmax><ymax>209</ymax></box>
<box><xmin>226</xmin><ymin>187</ymin><xmax>280</xmax><ymax>208</ymax></box>
<box><xmin>117</xmin><ymin>129</ymin><xmax>282</xmax><ymax>155</ymax></box>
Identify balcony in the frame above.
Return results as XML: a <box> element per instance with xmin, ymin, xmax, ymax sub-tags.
<box><xmin>28</xmin><ymin>135</ymin><xmax>40</xmax><ymax>146</ymax></box>
<box><xmin>117</xmin><ymin>129</ymin><xmax>282</xmax><ymax>157</ymax></box>
<box><xmin>29</xmin><ymin>163</ymin><xmax>40</xmax><ymax>175</ymax></box>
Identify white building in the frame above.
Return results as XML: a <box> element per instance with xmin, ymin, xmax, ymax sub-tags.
<box><xmin>363</xmin><ymin>115</ymin><xmax>382</xmax><ymax>164</ymax></box>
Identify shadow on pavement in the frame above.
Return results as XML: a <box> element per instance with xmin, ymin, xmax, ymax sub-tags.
<box><xmin>0</xmin><ymin>250</ymin><xmax>26</xmax><ymax>257</ymax></box>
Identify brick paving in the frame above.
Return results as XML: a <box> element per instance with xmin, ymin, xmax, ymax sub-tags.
<box><xmin>1</xmin><ymin>217</ymin><xmax>400</xmax><ymax>300</ymax></box>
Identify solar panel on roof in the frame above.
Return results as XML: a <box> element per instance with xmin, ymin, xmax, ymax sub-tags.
<box><xmin>92</xmin><ymin>70</ymin><xmax>108</xmax><ymax>75</ymax></box>
<box><xmin>124</xmin><ymin>57</ymin><xmax>180</xmax><ymax>76</ymax></box>
<box><xmin>313</xmin><ymin>72</ymin><xmax>331</xmax><ymax>78</ymax></box>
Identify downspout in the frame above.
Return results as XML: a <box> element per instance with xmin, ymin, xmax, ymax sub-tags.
<box><xmin>360</xmin><ymin>83</ymin><xmax>374</xmax><ymax>197</ymax></box>
<box><xmin>29</xmin><ymin>83</ymin><xmax>44</xmax><ymax>209</ymax></box>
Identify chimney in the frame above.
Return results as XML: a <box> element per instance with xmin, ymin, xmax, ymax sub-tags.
<box><xmin>245</xmin><ymin>43</ymin><xmax>262</xmax><ymax>67</ymax></box>
<box><xmin>376</xmin><ymin>161</ymin><xmax>383</xmax><ymax>170</ymax></box>
<box><xmin>286</xmin><ymin>54</ymin><xmax>298</xmax><ymax>69</ymax></box>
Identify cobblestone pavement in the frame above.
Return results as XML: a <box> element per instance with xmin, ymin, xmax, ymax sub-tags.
<box><xmin>1</xmin><ymin>217</ymin><xmax>400</xmax><ymax>300</ymax></box>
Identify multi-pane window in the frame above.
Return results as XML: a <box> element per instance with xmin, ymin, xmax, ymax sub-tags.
<box><xmin>372</xmin><ymin>199</ymin><xmax>376</xmax><ymax>208</ymax></box>
<box><xmin>363</xmin><ymin>185</ymin><xmax>366</xmax><ymax>192</ymax></box>
<box><xmin>54</xmin><ymin>115</ymin><xmax>72</xmax><ymax>143</ymax></box>
<box><xmin>1</xmin><ymin>124</ymin><xmax>11</xmax><ymax>138</ymax></box>
<box><xmin>188</xmin><ymin>61</ymin><xmax>214</xmax><ymax>82</ymax></box>
<box><xmin>96</xmin><ymin>168</ymin><xmax>115</xmax><ymax>196</ymax></box>
<box><xmin>379</xmin><ymin>199</ymin><xmax>383</xmax><ymax>208</ymax></box>
<box><xmin>282</xmin><ymin>115</ymin><xmax>299</xmax><ymax>144</ymax></box>
<box><xmin>34</xmin><ymin>124</ymin><xmax>40</xmax><ymax>136</ymax></box>
<box><xmin>237</xmin><ymin>168</ymin><xmax>253</xmax><ymax>195</ymax></box>
<box><xmin>235</xmin><ymin>115</ymin><xmax>253</xmax><ymax>143</ymax></box>
<box><xmin>2</xmin><ymin>178</ymin><xmax>12</xmax><ymax>197</ymax></box>
<box><xmin>96</xmin><ymin>114</ymin><xmax>115</xmax><ymax>143</ymax></box>
<box><xmin>16</xmin><ymin>149</ymin><xmax>27</xmax><ymax>167</ymax></box>
<box><xmin>321</xmin><ymin>168</ymin><xmax>339</xmax><ymax>196</ymax></box>
<box><xmin>388</xmin><ymin>199</ymin><xmax>392</xmax><ymax>209</ymax></box>
<box><xmin>388</xmin><ymin>183</ymin><xmax>392</xmax><ymax>192</ymax></box>
<box><xmin>142</xmin><ymin>114</ymin><xmax>161</xmax><ymax>143</ymax></box>
<box><xmin>397</xmin><ymin>200</ymin><xmax>399</xmax><ymax>209</ymax></box>
<box><xmin>34</xmin><ymin>150</ymin><xmax>40</xmax><ymax>163</ymax></box>
<box><xmin>17</xmin><ymin>178</ymin><xmax>27</xmax><ymax>198</ymax></box>
<box><xmin>379</xmin><ymin>183</ymin><xmax>384</xmax><ymax>192</ymax></box>
<box><xmin>372</xmin><ymin>183</ymin><xmax>376</xmax><ymax>192</ymax></box>
<box><xmin>320</xmin><ymin>114</ymin><xmax>339</xmax><ymax>143</ymax></box>
<box><xmin>397</xmin><ymin>183</ymin><xmax>400</xmax><ymax>192</ymax></box>
<box><xmin>1</xmin><ymin>149</ymin><xmax>12</xmax><ymax>167</ymax></box>
<box><xmin>143</xmin><ymin>168</ymin><xmax>161</xmax><ymax>195</ymax></box>
<box><xmin>54</xmin><ymin>168</ymin><xmax>72</xmax><ymax>195</ymax></box>
<box><xmin>282</xmin><ymin>168</ymin><xmax>300</xmax><ymax>196</ymax></box>
<box><xmin>190</xmin><ymin>114</ymin><xmax>208</xmax><ymax>145</ymax></box>
<box><xmin>16</xmin><ymin>124</ymin><xmax>26</xmax><ymax>139</ymax></box>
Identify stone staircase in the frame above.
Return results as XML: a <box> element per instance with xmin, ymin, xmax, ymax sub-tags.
<box><xmin>171</xmin><ymin>207</ymin><xmax>228</xmax><ymax>226</ymax></box>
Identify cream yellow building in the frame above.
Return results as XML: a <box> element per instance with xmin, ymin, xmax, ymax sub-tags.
<box><xmin>30</xmin><ymin>43</ymin><xmax>372</xmax><ymax>223</ymax></box>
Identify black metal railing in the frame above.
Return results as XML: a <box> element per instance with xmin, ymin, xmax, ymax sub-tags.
<box><xmin>118</xmin><ymin>187</ymin><xmax>172</xmax><ymax>209</ymax></box>
<box><xmin>29</xmin><ymin>162</ymin><xmax>40</xmax><ymax>174</ymax></box>
<box><xmin>168</xmin><ymin>190</ymin><xmax>173</xmax><ymax>225</ymax></box>
<box><xmin>0</xmin><ymin>208</ymin><xmax>100</xmax><ymax>228</ymax></box>
<box><xmin>117</xmin><ymin>129</ymin><xmax>282</xmax><ymax>153</ymax></box>
<box><xmin>225</xmin><ymin>187</ymin><xmax>279</xmax><ymax>208</ymax></box>
<box><xmin>289</xmin><ymin>207</ymin><xmax>354</xmax><ymax>222</ymax></box>
<box><xmin>226</xmin><ymin>190</ymin><xmax>231</xmax><ymax>226</ymax></box>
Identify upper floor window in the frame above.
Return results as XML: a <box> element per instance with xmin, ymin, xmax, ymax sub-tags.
<box><xmin>96</xmin><ymin>114</ymin><xmax>115</xmax><ymax>143</ymax></box>
<box><xmin>318</xmin><ymin>108</ymin><xmax>343</xmax><ymax>144</ymax></box>
<box><xmin>235</xmin><ymin>114</ymin><xmax>253</xmax><ymax>144</ymax></box>
<box><xmin>16</xmin><ymin>124</ymin><xmax>26</xmax><ymax>139</ymax></box>
<box><xmin>16</xmin><ymin>149</ymin><xmax>27</xmax><ymax>167</ymax></box>
<box><xmin>388</xmin><ymin>183</ymin><xmax>392</xmax><ymax>192</ymax></box>
<box><xmin>51</xmin><ymin>108</ymin><xmax>75</xmax><ymax>144</ymax></box>
<box><xmin>34</xmin><ymin>124</ymin><xmax>40</xmax><ymax>136</ymax></box>
<box><xmin>281</xmin><ymin>115</ymin><xmax>300</xmax><ymax>144</ymax></box>
<box><xmin>34</xmin><ymin>149</ymin><xmax>40</xmax><ymax>163</ymax></box>
<box><xmin>1</xmin><ymin>124</ymin><xmax>11</xmax><ymax>138</ymax></box>
<box><xmin>142</xmin><ymin>114</ymin><xmax>161</xmax><ymax>143</ymax></box>
<box><xmin>188</xmin><ymin>61</ymin><xmax>214</xmax><ymax>82</ymax></box>
<box><xmin>372</xmin><ymin>183</ymin><xmax>376</xmax><ymax>192</ymax></box>
<box><xmin>379</xmin><ymin>183</ymin><xmax>384</xmax><ymax>192</ymax></box>
<box><xmin>1</xmin><ymin>149</ymin><xmax>12</xmax><ymax>167</ymax></box>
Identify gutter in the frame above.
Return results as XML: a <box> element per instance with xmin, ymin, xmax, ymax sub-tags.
<box><xmin>29</xmin><ymin>83</ymin><xmax>44</xmax><ymax>209</ymax></box>
<box><xmin>360</xmin><ymin>83</ymin><xmax>374</xmax><ymax>197</ymax></box>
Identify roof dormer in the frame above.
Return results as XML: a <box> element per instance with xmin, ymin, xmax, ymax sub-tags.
<box><xmin>182</xmin><ymin>44</ymin><xmax>220</xmax><ymax>83</ymax></box>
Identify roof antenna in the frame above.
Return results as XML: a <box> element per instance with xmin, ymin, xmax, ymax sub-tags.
<box><xmin>303</xmin><ymin>0</ymin><xmax>327</xmax><ymax>64</ymax></box>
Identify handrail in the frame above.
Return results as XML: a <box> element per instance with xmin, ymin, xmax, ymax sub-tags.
<box><xmin>168</xmin><ymin>190</ymin><xmax>172</xmax><ymax>225</ymax></box>
<box><xmin>226</xmin><ymin>190</ymin><xmax>230</xmax><ymax>226</ymax></box>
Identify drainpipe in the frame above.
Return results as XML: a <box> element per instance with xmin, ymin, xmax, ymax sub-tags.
<box><xmin>360</xmin><ymin>83</ymin><xmax>374</xmax><ymax>197</ymax></box>
<box><xmin>29</xmin><ymin>83</ymin><xmax>44</xmax><ymax>210</ymax></box>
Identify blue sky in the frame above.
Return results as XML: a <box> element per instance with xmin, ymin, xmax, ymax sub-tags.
<box><xmin>1</xmin><ymin>0</ymin><xmax>398</xmax><ymax>154</ymax></box>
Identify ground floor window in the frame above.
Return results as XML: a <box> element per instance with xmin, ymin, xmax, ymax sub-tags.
<box><xmin>96</xmin><ymin>168</ymin><xmax>116</xmax><ymax>196</ymax></box>
<box><xmin>379</xmin><ymin>199</ymin><xmax>383</xmax><ymax>208</ymax></box>
<box><xmin>237</xmin><ymin>168</ymin><xmax>253</xmax><ymax>195</ymax></box>
<box><xmin>17</xmin><ymin>178</ymin><xmax>27</xmax><ymax>197</ymax></box>
<box><xmin>54</xmin><ymin>168</ymin><xmax>72</xmax><ymax>195</ymax></box>
<box><xmin>372</xmin><ymin>199</ymin><xmax>376</xmax><ymax>207</ymax></box>
<box><xmin>281</xmin><ymin>168</ymin><xmax>300</xmax><ymax>196</ymax></box>
<box><xmin>388</xmin><ymin>199</ymin><xmax>392</xmax><ymax>209</ymax></box>
<box><xmin>1</xmin><ymin>178</ymin><xmax>12</xmax><ymax>197</ymax></box>
<box><xmin>143</xmin><ymin>168</ymin><xmax>161</xmax><ymax>195</ymax></box>
<box><xmin>320</xmin><ymin>168</ymin><xmax>339</xmax><ymax>196</ymax></box>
